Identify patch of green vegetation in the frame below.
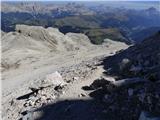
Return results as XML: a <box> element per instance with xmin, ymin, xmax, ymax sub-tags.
<box><xmin>89</xmin><ymin>35</ymin><xmax>105</xmax><ymax>45</ymax></box>
<box><xmin>84</xmin><ymin>28</ymin><xmax>128</xmax><ymax>45</ymax></box>
<box><xmin>54</xmin><ymin>15</ymin><xmax>100</xmax><ymax>29</ymax></box>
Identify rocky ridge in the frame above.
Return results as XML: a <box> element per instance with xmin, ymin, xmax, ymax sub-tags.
<box><xmin>1</xmin><ymin>25</ymin><xmax>93</xmax><ymax>71</ymax></box>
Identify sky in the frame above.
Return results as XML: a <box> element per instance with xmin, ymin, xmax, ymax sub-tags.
<box><xmin>1</xmin><ymin>0</ymin><xmax>160</xmax><ymax>1</ymax></box>
<box><xmin>1</xmin><ymin>0</ymin><xmax>160</xmax><ymax>10</ymax></box>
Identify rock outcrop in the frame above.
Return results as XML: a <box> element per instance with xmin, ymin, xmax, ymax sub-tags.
<box><xmin>2</xmin><ymin>24</ymin><xmax>93</xmax><ymax>71</ymax></box>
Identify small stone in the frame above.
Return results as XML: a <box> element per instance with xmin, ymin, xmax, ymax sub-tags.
<box><xmin>24</xmin><ymin>103</ymin><xmax>29</xmax><ymax>107</ymax></box>
<box><xmin>62</xmin><ymin>91</ymin><xmax>65</xmax><ymax>94</ymax></box>
<box><xmin>91</xmin><ymin>66</ymin><xmax>97</xmax><ymax>70</ymax></box>
<box><xmin>138</xmin><ymin>93</ymin><xmax>145</xmax><ymax>102</ymax></box>
<box><xmin>73</xmin><ymin>77</ymin><xmax>79</xmax><ymax>81</ymax></box>
<box><xmin>78</xmin><ymin>93</ymin><xmax>86</xmax><ymax>97</ymax></box>
<box><xmin>37</xmin><ymin>90</ymin><xmax>42</xmax><ymax>95</ymax></box>
<box><xmin>128</xmin><ymin>88</ymin><xmax>134</xmax><ymax>96</ymax></box>
<box><xmin>35</xmin><ymin>98</ymin><xmax>41</xmax><ymax>103</ymax></box>
<box><xmin>10</xmin><ymin>99</ymin><xmax>15</xmax><ymax>106</ymax></box>
<box><xmin>28</xmin><ymin>100</ymin><xmax>34</xmax><ymax>106</ymax></box>
<box><xmin>41</xmin><ymin>95</ymin><xmax>46</xmax><ymax>100</ymax></box>
<box><xmin>104</xmin><ymin>94</ymin><xmax>108</xmax><ymax>100</ymax></box>
<box><xmin>119</xmin><ymin>58</ymin><xmax>131</xmax><ymax>71</ymax></box>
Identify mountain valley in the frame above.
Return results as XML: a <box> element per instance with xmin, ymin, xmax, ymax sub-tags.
<box><xmin>1</xmin><ymin>1</ymin><xmax>160</xmax><ymax>120</ymax></box>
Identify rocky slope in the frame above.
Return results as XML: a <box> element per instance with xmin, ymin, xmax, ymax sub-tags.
<box><xmin>102</xmin><ymin>31</ymin><xmax>160</xmax><ymax>80</ymax></box>
<box><xmin>2</xmin><ymin>25</ymin><xmax>128</xmax><ymax>120</ymax></box>
<box><xmin>15</xmin><ymin>31</ymin><xmax>160</xmax><ymax>120</ymax></box>
<box><xmin>94</xmin><ymin>31</ymin><xmax>160</xmax><ymax>120</ymax></box>
<box><xmin>2</xmin><ymin>25</ymin><xmax>160</xmax><ymax>120</ymax></box>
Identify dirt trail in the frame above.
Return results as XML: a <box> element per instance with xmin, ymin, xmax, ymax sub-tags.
<box><xmin>29</xmin><ymin>60</ymin><xmax>108</xmax><ymax>120</ymax></box>
<box><xmin>60</xmin><ymin>66</ymin><xmax>104</xmax><ymax>100</ymax></box>
<box><xmin>2</xmin><ymin>41</ymin><xmax>127</xmax><ymax>98</ymax></box>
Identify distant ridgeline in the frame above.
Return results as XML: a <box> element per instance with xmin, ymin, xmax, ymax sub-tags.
<box><xmin>1</xmin><ymin>2</ymin><xmax>160</xmax><ymax>44</ymax></box>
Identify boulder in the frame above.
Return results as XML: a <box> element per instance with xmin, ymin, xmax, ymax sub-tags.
<box><xmin>43</xmin><ymin>71</ymin><xmax>66</xmax><ymax>86</ymax></box>
<box><xmin>128</xmin><ymin>88</ymin><xmax>134</xmax><ymax>96</ymax></box>
<box><xmin>102</xmin><ymin>76</ymin><xmax>115</xmax><ymax>83</ymax></box>
<box><xmin>119</xmin><ymin>58</ymin><xmax>132</xmax><ymax>72</ymax></box>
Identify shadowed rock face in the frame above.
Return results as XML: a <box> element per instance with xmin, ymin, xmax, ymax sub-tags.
<box><xmin>102</xmin><ymin>31</ymin><xmax>160</xmax><ymax>80</ymax></box>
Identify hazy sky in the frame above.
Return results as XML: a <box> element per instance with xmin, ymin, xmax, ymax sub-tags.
<box><xmin>2</xmin><ymin>0</ymin><xmax>160</xmax><ymax>1</ymax></box>
<box><xmin>2</xmin><ymin>0</ymin><xmax>160</xmax><ymax>10</ymax></box>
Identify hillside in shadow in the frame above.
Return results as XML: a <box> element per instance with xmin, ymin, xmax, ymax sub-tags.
<box><xmin>101</xmin><ymin>31</ymin><xmax>160</xmax><ymax>80</ymax></box>
<box><xmin>23</xmin><ymin>98</ymin><xmax>107</xmax><ymax>120</ymax></box>
<box><xmin>21</xmin><ymin>76</ymin><xmax>160</xmax><ymax>120</ymax></box>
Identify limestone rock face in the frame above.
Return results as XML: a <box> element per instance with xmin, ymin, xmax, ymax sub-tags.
<box><xmin>2</xmin><ymin>24</ymin><xmax>93</xmax><ymax>71</ymax></box>
<box><xmin>15</xmin><ymin>25</ymin><xmax>57</xmax><ymax>45</ymax></box>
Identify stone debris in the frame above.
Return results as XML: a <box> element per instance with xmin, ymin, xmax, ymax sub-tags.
<box><xmin>10</xmin><ymin>74</ymin><xmax>66</xmax><ymax>120</ymax></box>
<box><xmin>81</xmin><ymin>75</ymin><xmax>160</xmax><ymax>120</ymax></box>
<box><xmin>3</xmin><ymin>57</ymin><xmax>102</xmax><ymax>120</ymax></box>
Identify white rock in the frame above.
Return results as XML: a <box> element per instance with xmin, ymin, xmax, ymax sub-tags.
<box><xmin>103</xmin><ymin>76</ymin><xmax>115</xmax><ymax>83</ymax></box>
<box><xmin>119</xmin><ymin>58</ymin><xmax>131</xmax><ymax>70</ymax></box>
<box><xmin>28</xmin><ymin>100</ymin><xmax>34</xmax><ymax>106</ymax></box>
<box><xmin>128</xmin><ymin>88</ymin><xmax>134</xmax><ymax>96</ymax></box>
<box><xmin>43</xmin><ymin>71</ymin><xmax>66</xmax><ymax>86</ymax></box>
<box><xmin>41</xmin><ymin>95</ymin><xmax>46</xmax><ymax>101</ymax></box>
<box><xmin>78</xmin><ymin>93</ymin><xmax>86</xmax><ymax>97</ymax></box>
<box><xmin>73</xmin><ymin>77</ymin><xmax>79</xmax><ymax>81</ymax></box>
